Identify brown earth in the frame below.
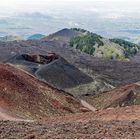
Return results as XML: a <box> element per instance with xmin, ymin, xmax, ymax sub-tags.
<box><xmin>0</xmin><ymin>105</ymin><xmax>140</xmax><ymax>139</ymax></box>
<box><xmin>81</xmin><ymin>82</ymin><xmax>140</xmax><ymax>109</ymax></box>
<box><xmin>0</xmin><ymin>64</ymin><xmax>140</xmax><ymax>138</ymax></box>
<box><xmin>0</xmin><ymin>120</ymin><xmax>140</xmax><ymax>139</ymax></box>
<box><xmin>0</xmin><ymin>37</ymin><xmax>140</xmax><ymax>138</ymax></box>
<box><xmin>43</xmin><ymin>105</ymin><xmax>140</xmax><ymax>124</ymax></box>
<box><xmin>0</xmin><ymin>64</ymin><xmax>87</xmax><ymax>120</ymax></box>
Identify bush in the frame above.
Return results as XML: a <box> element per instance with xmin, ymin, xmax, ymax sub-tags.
<box><xmin>70</xmin><ymin>32</ymin><xmax>104</xmax><ymax>55</ymax></box>
<box><xmin>110</xmin><ymin>38</ymin><xmax>140</xmax><ymax>57</ymax></box>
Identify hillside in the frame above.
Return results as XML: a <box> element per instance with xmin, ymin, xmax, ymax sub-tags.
<box><xmin>5</xmin><ymin>53</ymin><xmax>93</xmax><ymax>95</ymax></box>
<box><xmin>70</xmin><ymin>34</ymin><xmax>125</xmax><ymax>60</ymax></box>
<box><xmin>70</xmin><ymin>29</ymin><xmax>140</xmax><ymax>60</ymax></box>
<box><xmin>110</xmin><ymin>38</ymin><xmax>140</xmax><ymax>57</ymax></box>
<box><xmin>27</xmin><ymin>39</ymin><xmax>140</xmax><ymax>94</ymax></box>
<box><xmin>35</xmin><ymin>56</ymin><xmax>93</xmax><ymax>89</ymax></box>
<box><xmin>42</xmin><ymin>28</ymin><xmax>140</xmax><ymax>61</ymax></box>
<box><xmin>1</xmin><ymin>30</ymin><xmax>140</xmax><ymax>97</ymax></box>
<box><xmin>0</xmin><ymin>64</ymin><xmax>86</xmax><ymax>120</ymax></box>
<box><xmin>0</xmin><ymin>29</ymin><xmax>140</xmax><ymax>139</ymax></box>
<box><xmin>0</xmin><ymin>64</ymin><xmax>140</xmax><ymax>138</ymax></box>
<box><xmin>81</xmin><ymin>82</ymin><xmax>140</xmax><ymax>110</ymax></box>
<box><xmin>42</xmin><ymin>28</ymin><xmax>83</xmax><ymax>44</ymax></box>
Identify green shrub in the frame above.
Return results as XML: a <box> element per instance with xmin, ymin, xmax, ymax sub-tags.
<box><xmin>70</xmin><ymin>32</ymin><xmax>104</xmax><ymax>55</ymax></box>
<box><xmin>110</xmin><ymin>38</ymin><xmax>140</xmax><ymax>57</ymax></box>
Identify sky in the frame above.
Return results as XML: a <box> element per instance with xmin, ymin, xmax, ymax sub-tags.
<box><xmin>0</xmin><ymin>0</ymin><xmax>140</xmax><ymax>22</ymax></box>
<box><xmin>0</xmin><ymin>0</ymin><xmax>140</xmax><ymax>40</ymax></box>
<box><xmin>0</xmin><ymin>0</ymin><xmax>140</xmax><ymax>16</ymax></box>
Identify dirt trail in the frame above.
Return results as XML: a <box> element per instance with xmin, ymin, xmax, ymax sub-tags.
<box><xmin>0</xmin><ymin>108</ymin><xmax>19</xmax><ymax>121</ymax></box>
<box><xmin>0</xmin><ymin>100</ymin><xmax>96</xmax><ymax>121</ymax></box>
<box><xmin>0</xmin><ymin>107</ymin><xmax>33</xmax><ymax>122</ymax></box>
<box><xmin>80</xmin><ymin>100</ymin><xmax>97</xmax><ymax>111</ymax></box>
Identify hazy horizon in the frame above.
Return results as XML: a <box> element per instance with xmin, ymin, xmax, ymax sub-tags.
<box><xmin>0</xmin><ymin>0</ymin><xmax>140</xmax><ymax>43</ymax></box>
<box><xmin>1</xmin><ymin>0</ymin><xmax>140</xmax><ymax>16</ymax></box>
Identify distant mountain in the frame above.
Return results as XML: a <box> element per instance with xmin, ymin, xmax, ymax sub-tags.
<box><xmin>0</xmin><ymin>35</ymin><xmax>23</xmax><ymax>42</ymax></box>
<box><xmin>27</xmin><ymin>34</ymin><xmax>46</xmax><ymax>40</ymax></box>
<box><xmin>45</xmin><ymin>28</ymin><xmax>140</xmax><ymax>60</ymax></box>
<box><xmin>42</xmin><ymin>28</ymin><xmax>83</xmax><ymax>44</ymax></box>
<box><xmin>44</xmin><ymin>28</ymin><xmax>124</xmax><ymax>60</ymax></box>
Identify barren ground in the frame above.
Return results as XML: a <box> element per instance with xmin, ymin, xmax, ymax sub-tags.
<box><xmin>0</xmin><ymin>105</ymin><xmax>140</xmax><ymax>139</ymax></box>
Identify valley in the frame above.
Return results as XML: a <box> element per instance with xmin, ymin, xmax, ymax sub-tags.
<box><xmin>0</xmin><ymin>28</ymin><xmax>140</xmax><ymax>138</ymax></box>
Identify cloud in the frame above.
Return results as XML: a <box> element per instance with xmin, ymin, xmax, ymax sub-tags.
<box><xmin>0</xmin><ymin>0</ymin><xmax>140</xmax><ymax>19</ymax></box>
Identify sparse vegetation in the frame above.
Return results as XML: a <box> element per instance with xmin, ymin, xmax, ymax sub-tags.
<box><xmin>110</xmin><ymin>38</ymin><xmax>140</xmax><ymax>57</ymax></box>
<box><xmin>70</xmin><ymin>29</ymin><xmax>140</xmax><ymax>60</ymax></box>
<box><xmin>95</xmin><ymin>45</ymin><xmax>126</xmax><ymax>60</ymax></box>
<box><xmin>70</xmin><ymin>32</ymin><xmax>104</xmax><ymax>55</ymax></box>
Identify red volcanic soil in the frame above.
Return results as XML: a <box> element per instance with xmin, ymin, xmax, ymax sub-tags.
<box><xmin>0</xmin><ymin>64</ymin><xmax>86</xmax><ymax>120</ymax></box>
<box><xmin>0</xmin><ymin>63</ymin><xmax>140</xmax><ymax>139</ymax></box>
<box><xmin>43</xmin><ymin>105</ymin><xmax>140</xmax><ymax>124</ymax></box>
<box><xmin>82</xmin><ymin>82</ymin><xmax>140</xmax><ymax>109</ymax></box>
<box><xmin>0</xmin><ymin>105</ymin><xmax>140</xmax><ymax>139</ymax></box>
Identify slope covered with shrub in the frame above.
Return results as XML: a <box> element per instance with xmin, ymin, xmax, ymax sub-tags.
<box><xmin>110</xmin><ymin>38</ymin><xmax>140</xmax><ymax>57</ymax></box>
<box><xmin>70</xmin><ymin>29</ymin><xmax>125</xmax><ymax>60</ymax></box>
<box><xmin>70</xmin><ymin>29</ymin><xmax>140</xmax><ymax>60</ymax></box>
<box><xmin>70</xmin><ymin>32</ymin><xmax>104</xmax><ymax>55</ymax></box>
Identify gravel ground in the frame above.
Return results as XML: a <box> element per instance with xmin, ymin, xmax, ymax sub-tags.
<box><xmin>0</xmin><ymin>120</ymin><xmax>140</xmax><ymax>139</ymax></box>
